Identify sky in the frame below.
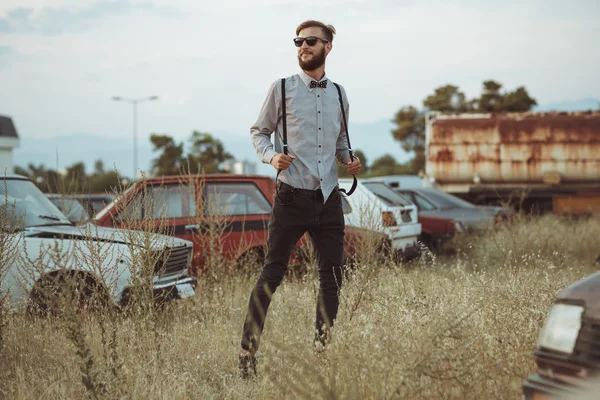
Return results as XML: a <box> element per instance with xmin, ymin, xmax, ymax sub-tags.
<box><xmin>0</xmin><ymin>0</ymin><xmax>599</xmax><ymax>175</ymax></box>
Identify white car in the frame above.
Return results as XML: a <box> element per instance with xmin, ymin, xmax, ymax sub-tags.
<box><xmin>338</xmin><ymin>178</ymin><xmax>422</xmax><ymax>258</ymax></box>
<box><xmin>0</xmin><ymin>174</ymin><xmax>196</xmax><ymax>311</ymax></box>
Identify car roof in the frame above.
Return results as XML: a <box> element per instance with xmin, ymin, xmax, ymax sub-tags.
<box><xmin>0</xmin><ymin>174</ymin><xmax>30</xmax><ymax>180</ymax></box>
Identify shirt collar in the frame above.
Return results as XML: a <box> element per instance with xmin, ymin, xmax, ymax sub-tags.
<box><xmin>299</xmin><ymin>70</ymin><xmax>328</xmax><ymax>92</ymax></box>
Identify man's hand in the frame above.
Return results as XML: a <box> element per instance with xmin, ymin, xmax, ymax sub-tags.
<box><xmin>346</xmin><ymin>156</ymin><xmax>361</xmax><ymax>175</ymax></box>
<box><xmin>270</xmin><ymin>154</ymin><xmax>296</xmax><ymax>170</ymax></box>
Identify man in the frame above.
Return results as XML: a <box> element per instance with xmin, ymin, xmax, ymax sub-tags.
<box><xmin>239</xmin><ymin>20</ymin><xmax>361</xmax><ymax>378</ymax></box>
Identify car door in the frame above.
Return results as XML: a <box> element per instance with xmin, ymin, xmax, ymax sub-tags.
<box><xmin>202</xmin><ymin>181</ymin><xmax>272</xmax><ymax>265</ymax></box>
<box><xmin>114</xmin><ymin>180</ymin><xmax>198</xmax><ymax>244</ymax></box>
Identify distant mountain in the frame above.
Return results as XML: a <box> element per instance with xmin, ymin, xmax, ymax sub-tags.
<box><xmin>533</xmin><ymin>97</ymin><xmax>599</xmax><ymax>112</ymax></box>
<box><xmin>13</xmin><ymin>120</ymin><xmax>411</xmax><ymax>179</ymax></box>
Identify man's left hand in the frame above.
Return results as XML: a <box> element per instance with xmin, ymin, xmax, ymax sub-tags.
<box><xmin>346</xmin><ymin>157</ymin><xmax>361</xmax><ymax>175</ymax></box>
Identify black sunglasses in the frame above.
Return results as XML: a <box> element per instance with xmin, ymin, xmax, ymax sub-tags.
<box><xmin>293</xmin><ymin>36</ymin><xmax>329</xmax><ymax>47</ymax></box>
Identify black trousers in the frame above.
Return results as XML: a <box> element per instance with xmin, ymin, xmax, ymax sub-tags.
<box><xmin>241</xmin><ymin>182</ymin><xmax>345</xmax><ymax>353</ymax></box>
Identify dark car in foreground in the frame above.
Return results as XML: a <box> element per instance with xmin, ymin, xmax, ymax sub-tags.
<box><xmin>523</xmin><ymin>272</ymin><xmax>600</xmax><ymax>399</ymax></box>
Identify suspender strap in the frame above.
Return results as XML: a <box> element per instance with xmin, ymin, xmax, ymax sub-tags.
<box><xmin>275</xmin><ymin>78</ymin><xmax>286</xmax><ymax>191</ymax></box>
<box><xmin>333</xmin><ymin>82</ymin><xmax>357</xmax><ymax>196</ymax></box>
<box><xmin>281</xmin><ymin>78</ymin><xmax>288</xmax><ymax>156</ymax></box>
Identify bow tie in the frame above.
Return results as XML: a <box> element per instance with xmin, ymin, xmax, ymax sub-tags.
<box><xmin>309</xmin><ymin>80</ymin><xmax>327</xmax><ymax>89</ymax></box>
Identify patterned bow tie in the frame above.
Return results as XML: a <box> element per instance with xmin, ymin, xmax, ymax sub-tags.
<box><xmin>309</xmin><ymin>80</ymin><xmax>327</xmax><ymax>89</ymax></box>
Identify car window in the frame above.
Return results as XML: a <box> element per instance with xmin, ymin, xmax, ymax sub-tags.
<box><xmin>420</xmin><ymin>189</ymin><xmax>475</xmax><ymax>209</ymax></box>
<box><xmin>341</xmin><ymin>196</ymin><xmax>352</xmax><ymax>214</ymax></box>
<box><xmin>362</xmin><ymin>182</ymin><xmax>412</xmax><ymax>207</ymax></box>
<box><xmin>204</xmin><ymin>182</ymin><xmax>271</xmax><ymax>216</ymax></box>
<box><xmin>119</xmin><ymin>183</ymin><xmax>197</xmax><ymax>221</ymax></box>
<box><xmin>410</xmin><ymin>192</ymin><xmax>437</xmax><ymax>211</ymax></box>
<box><xmin>48</xmin><ymin>198</ymin><xmax>90</xmax><ymax>223</ymax></box>
<box><xmin>0</xmin><ymin>179</ymin><xmax>72</xmax><ymax>229</ymax></box>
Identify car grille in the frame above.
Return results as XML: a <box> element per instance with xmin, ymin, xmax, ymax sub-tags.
<box><xmin>572</xmin><ymin>317</ymin><xmax>600</xmax><ymax>367</ymax></box>
<box><xmin>154</xmin><ymin>246</ymin><xmax>190</xmax><ymax>277</ymax></box>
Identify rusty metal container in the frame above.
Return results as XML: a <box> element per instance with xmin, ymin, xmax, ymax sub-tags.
<box><xmin>425</xmin><ymin>111</ymin><xmax>600</xmax><ymax>185</ymax></box>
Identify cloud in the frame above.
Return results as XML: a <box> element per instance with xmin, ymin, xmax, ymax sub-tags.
<box><xmin>0</xmin><ymin>45</ymin><xmax>17</xmax><ymax>68</ymax></box>
<box><xmin>0</xmin><ymin>0</ymin><xmax>177</xmax><ymax>35</ymax></box>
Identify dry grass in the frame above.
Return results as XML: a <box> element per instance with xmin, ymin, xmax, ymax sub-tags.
<box><xmin>1</xmin><ymin>210</ymin><xmax>599</xmax><ymax>399</ymax></box>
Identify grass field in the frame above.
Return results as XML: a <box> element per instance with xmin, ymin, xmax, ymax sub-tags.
<box><xmin>0</xmin><ymin>214</ymin><xmax>598</xmax><ymax>399</ymax></box>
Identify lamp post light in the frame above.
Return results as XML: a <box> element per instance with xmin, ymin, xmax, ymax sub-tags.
<box><xmin>112</xmin><ymin>95</ymin><xmax>159</xmax><ymax>179</ymax></box>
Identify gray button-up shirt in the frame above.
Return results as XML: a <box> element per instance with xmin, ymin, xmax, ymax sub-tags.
<box><xmin>250</xmin><ymin>70</ymin><xmax>351</xmax><ymax>203</ymax></box>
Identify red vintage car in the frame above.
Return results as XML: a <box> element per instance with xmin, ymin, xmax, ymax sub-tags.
<box><xmin>92</xmin><ymin>174</ymin><xmax>387</xmax><ymax>275</ymax></box>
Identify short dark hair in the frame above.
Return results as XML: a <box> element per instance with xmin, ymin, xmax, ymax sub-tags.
<box><xmin>296</xmin><ymin>20</ymin><xmax>336</xmax><ymax>42</ymax></box>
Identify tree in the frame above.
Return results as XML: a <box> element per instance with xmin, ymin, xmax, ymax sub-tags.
<box><xmin>501</xmin><ymin>86</ymin><xmax>537</xmax><ymax>112</ymax></box>
<box><xmin>185</xmin><ymin>131</ymin><xmax>234</xmax><ymax>174</ymax></box>
<box><xmin>477</xmin><ymin>80</ymin><xmax>504</xmax><ymax>112</ymax></box>
<box><xmin>150</xmin><ymin>131</ymin><xmax>234</xmax><ymax>176</ymax></box>
<box><xmin>89</xmin><ymin>171</ymin><xmax>121</xmax><ymax>193</ymax></box>
<box><xmin>94</xmin><ymin>160</ymin><xmax>105</xmax><ymax>175</ymax></box>
<box><xmin>150</xmin><ymin>134</ymin><xmax>185</xmax><ymax>176</ymax></box>
<box><xmin>423</xmin><ymin>84</ymin><xmax>471</xmax><ymax>112</ymax></box>
<box><xmin>391</xmin><ymin>106</ymin><xmax>426</xmax><ymax>173</ymax></box>
<box><xmin>368</xmin><ymin>154</ymin><xmax>413</xmax><ymax>177</ymax></box>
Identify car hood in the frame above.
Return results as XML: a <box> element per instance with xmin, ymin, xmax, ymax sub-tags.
<box><xmin>23</xmin><ymin>223</ymin><xmax>192</xmax><ymax>251</ymax></box>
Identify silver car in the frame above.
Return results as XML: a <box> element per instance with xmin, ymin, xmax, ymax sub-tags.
<box><xmin>1</xmin><ymin>174</ymin><xmax>196</xmax><ymax>311</ymax></box>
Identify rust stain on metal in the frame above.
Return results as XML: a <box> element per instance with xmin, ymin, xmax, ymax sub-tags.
<box><xmin>427</xmin><ymin>111</ymin><xmax>600</xmax><ymax>184</ymax></box>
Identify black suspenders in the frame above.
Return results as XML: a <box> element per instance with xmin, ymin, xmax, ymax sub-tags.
<box><xmin>275</xmin><ymin>78</ymin><xmax>357</xmax><ymax>196</ymax></box>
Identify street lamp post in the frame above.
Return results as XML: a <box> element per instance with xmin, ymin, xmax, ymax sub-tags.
<box><xmin>112</xmin><ymin>95</ymin><xmax>159</xmax><ymax>179</ymax></box>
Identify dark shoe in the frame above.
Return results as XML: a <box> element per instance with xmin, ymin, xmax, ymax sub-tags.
<box><xmin>239</xmin><ymin>353</ymin><xmax>257</xmax><ymax>379</ymax></box>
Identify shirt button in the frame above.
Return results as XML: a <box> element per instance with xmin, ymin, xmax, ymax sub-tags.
<box><xmin>318</xmin><ymin>145</ymin><xmax>322</xmax><ymax>148</ymax></box>
<box><xmin>317</xmin><ymin>95</ymin><xmax>320</xmax><ymax>98</ymax></box>
<box><xmin>318</xmin><ymin>128</ymin><xmax>321</xmax><ymax>130</ymax></box>
<box><xmin>320</xmin><ymin>179</ymin><xmax>323</xmax><ymax>181</ymax></box>
<box><xmin>318</xmin><ymin>161</ymin><xmax>321</xmax><ymax>163</ymax></box>
<box><xmin>318</xmin><ymin>111</ymin><xmax>321</xmax><ymax>113</ymax></box>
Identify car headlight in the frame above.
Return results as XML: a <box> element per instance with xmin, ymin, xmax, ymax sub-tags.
<box><xmin>537</xmin><ymin>303</ymin><xmax>584</xmax><ymax>354</ymax></box>
<box><xmin>453</xmin><ymin>221</ymin><xmax>465</xmax><ymax>233</ymax></box>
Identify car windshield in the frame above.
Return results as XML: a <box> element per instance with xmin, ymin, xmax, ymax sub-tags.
<box><xmin>0</xmin><ymin>179</ymin><xmax>72</xmax><ymax>230</ymax></box>
<box><xmin>93</xmin><ymin>185</ymin><xmax>136</xmax><ymax>221</ymax></box>
<box><xmin>420</xmin><ymin>189</ymin><xmax>476</xmax><ymax>209</ymax></box>
<box><xmin>48</xmin><ymin>197</ymin><xmax>90</xmax><ymax>224</ymax></box>
<box><xmin>362</xmin><ymin>182</ymin><xmax>412</xmax><ymax>207</ymax></box>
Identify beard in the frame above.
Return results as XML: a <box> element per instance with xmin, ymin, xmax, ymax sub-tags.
<box><xmin>297</xmin><ymin>47</ymin><xmax>326</xmax><ymax>71</ymax></box>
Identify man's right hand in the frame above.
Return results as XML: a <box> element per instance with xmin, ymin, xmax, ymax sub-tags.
<box><xmin>270</xmin><ymin>154</ymin><xmax>296</xmax><ymax>170</ymax></box>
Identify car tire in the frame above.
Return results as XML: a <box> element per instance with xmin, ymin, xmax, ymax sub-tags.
<box><xmin>27</xmin><ymin>270</ymin><xmax>110</xmax><ymax>317</ymax></box>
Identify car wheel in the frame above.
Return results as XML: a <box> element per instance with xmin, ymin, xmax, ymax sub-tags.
<box><xmin>27</xmin><ymin>271</ymin><xmax>110</xmax><ymax>317</ymax></box>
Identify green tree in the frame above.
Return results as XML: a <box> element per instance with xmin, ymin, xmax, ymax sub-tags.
<box><xmin>150</xmin><ymin>131</ymin><xmax>234</xmax><ymax>176</ymax></box>
<box><xmin>501</xmin><ymin>86</ymin><xmax>537</xmax><ymax>111</ymax></box>
<box><xmin>150</xmin><ymin>134</ymin><xmax>185</xmax><ymax>176</ymax></box>
<box><xmin>185</xmin><ymin>131</ymin><xmax>234</xmax><ymax>174</ymax></box>
<box><xmin>477</xmin><ymin>80</ymin><xmax>504</xmax><ymax>112</ymax></box>
<box><xmin>94</xmin><ymin>160</ymin><xmax>105</xmax><ymax>175</ymax></box>
<box><xmin>391</xmin><ymin>106</ymin><xmax>425</xmax><ymax>173</ymax></box>
<box><xmin>423</xmin><ymin>84</ymin><xmax>471</xmax><ymax>112</ymax></box>
<box><xmin>368</xmin><ymin>154</ymin><xmax>412</xmax><ymax>177</ymax></box>
<box><xmin>89</xmin><ymin>171</ymin><xmax>121</xmax><ymax>193</ymax></box>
